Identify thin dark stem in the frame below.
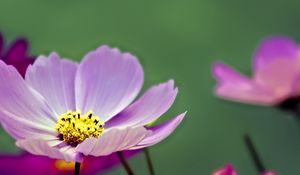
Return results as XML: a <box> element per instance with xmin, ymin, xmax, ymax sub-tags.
<box><xmin>117</xmin><ymin>151</ymin><xmax>134</xmax><ymax>175</ymax></box>
<box><xmin>143</xmin><ymin>148</ymin><xmax>155</xmax><ymax>175</ymax></box>
<box><xmin>244</xmin><ymin>134</ymin><xmax>266</xmax><ymax>173</ymax></box>
<box><xmin>74</xmin><ymin>162</ymin><xmax>81</xmax><ymax>175</ymax></box>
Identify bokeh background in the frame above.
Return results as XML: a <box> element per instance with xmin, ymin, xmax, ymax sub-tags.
<box><xmin>0</xmin><ymin>0</ymin><xmax>300</xmax><ymax>174</ymax></box>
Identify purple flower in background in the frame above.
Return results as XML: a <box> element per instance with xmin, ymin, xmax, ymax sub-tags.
<box><xmin>0</xmin><ymin>33</ymin><xmax>34</xmax><ymax>77</ymax></box>
<box><xmin>0</xmin><ymin>151</ymin><xmax>139</xmax><ymax>175</ymax></box>
<box><xmin>0</xmin><ymin>45</ymin><xmax>185</xmax><ymax>163</ymax></box>
<box><xmin>213</xmin><ymin>36</ymin><xmax>300</xmax><ymax>105</ymax></box>
<box><xmin>212</xmin><ymin>164</ymin><xmax>278</xmax><ymax>175</ymax></box>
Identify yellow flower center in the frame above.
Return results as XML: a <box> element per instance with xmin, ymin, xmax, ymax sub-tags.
<box><xmin>56</xmin><ymin>111</ymin><xmax>104</xmax><ymax>146</ymax></box>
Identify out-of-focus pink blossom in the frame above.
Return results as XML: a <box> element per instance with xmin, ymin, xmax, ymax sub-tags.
<box><xmin>0</xmin><ymin>32</ymin><xmax>35</xmax><ymax>77</ymax></box>
<box><xmin>213</xmin><ymin>164</ymin><xmax>237</xmax><ymax>175</ymax></box>
<box><xmin>213</xmin><ymin>36</ymin><xmax>300</xmax><ymax>105</ymax></box>
<box><xmin>212</xmin><ymin>164</ymin><xmax>279</xmax><ymax>175</ymax></box>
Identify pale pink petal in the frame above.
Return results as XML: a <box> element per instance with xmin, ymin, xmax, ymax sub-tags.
<box><xmin>106</xmin><ymin>80</ymin><xmax>177</xmax><ymax>128</ymax></box>
<box><xmin>16</xmin><ymin>139</ymin><xmax>83</xmax><ymax>162</ymax></box>
<box><xmin>213</xmin><ymin>63</ymin><xmax>276</xmax><ymax>105</ymax></box>
<box><xmin>212</xmin><ymin>164</ymin><xmax>238</xmax><ymax>175</ymax></box>
<box><xmin>0</xmin><ymin>112</ymin><xmax>56</xmax><ymax>140</ymax></box>
<box><xmin>75</xmin><ymin>45</ymin><xmax>144</xmax><ymax>122</ymax></box>
<box><xmin>253</xmin><ymin>36</ymin><xmax>298</xmax><ymax>71</ymax></box>
<box><xmin>0</xmin><ymin>61</ymin><xmax>57</xmax><ymax>139</ymax></box>
<box><xmin>213</xmin><ymin>62</ymin><xmax>249</xmax><ymax>83</ymax></box>
<box><xmin>76</xmin><ymin>127</ymin><xmax>148</xmax><ymax>156</ymax></box>
<box><xmin>75</xmin><ymin>137</ymin><xmax>98</xmax><ymax>156</ymax></box>
<box><xmin>25</xmin><ymin>53</ymin><xmax>77</xmax><ymax>116</ymax></box>
<box><xmin>130</xmin><ymin>112</ymin><xmax>185</xmax><ymax>150</ymax></box>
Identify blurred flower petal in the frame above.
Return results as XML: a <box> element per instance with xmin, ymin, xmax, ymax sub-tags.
<box><xmin>0</xmin><ymin>150</ymin><xmax>140</xmax><ymax>175</ymax></box>
<box><xmin>3</xmin><ymin>38</ymin><xmax>29</xmax><ymax>62</ymax></box>
<box><xmin>213</xmin><ymin>63</ymin><xmax>276</xmax><ymax>104</ymax></box>
<box><xmin>212</xmin><ymin>164</ymin><xmax>237</xmax><ymax>175</ymax></box>
<box><xmin>213</xmin><ymin>36</ymin><xmax>300</xmax><ymax>105</ymax></box>
<box><xmin>0</xmin><ymin>33</ymin><xmax>35</xmax><ymax>77</ymax></box>
<box><xmin>253</xmin><ymin>36</ymin><xmax>298</xmax><ymax>71</ymax></box>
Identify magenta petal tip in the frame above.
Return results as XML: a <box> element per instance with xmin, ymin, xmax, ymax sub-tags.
<box><xmin>212</xmin><ymin>164</ymin><xmax>237</xmax><ymax>175</ymax></box>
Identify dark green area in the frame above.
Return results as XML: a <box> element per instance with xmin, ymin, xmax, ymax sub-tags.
<box><xmin>0</xmin><ymin>0</ymin><xmax>300</xmax><ymax>174</ymax></box>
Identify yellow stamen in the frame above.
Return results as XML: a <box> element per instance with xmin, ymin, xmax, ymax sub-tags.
<box><xmin>56</xmin><ymin>111</ymin><xmax>104</xmax><ymax>146</ymax></box>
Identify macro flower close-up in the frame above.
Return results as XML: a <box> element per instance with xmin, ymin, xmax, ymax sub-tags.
<box><xmin>2</xmin><ymin>1</ymin><xmax>300</xmax><ymax>174</ymax></box>
<box><xmin>0</xmin><ymin>45</ymin><xmax>185</xmax><ymax>164</ymax></box>
<box><xmin>213</xmin><ymin>36</ymin><xmax>300</xmax><ymax>106</ymax></box>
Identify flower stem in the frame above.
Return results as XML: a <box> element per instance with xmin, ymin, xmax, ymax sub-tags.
<box><xmin>244</xmin><ymin>134</ymin><xmax>266</xmax><ymax>173</ymax></box>
<box><xmin>74</xmin><ymin>162</ymin><xmax>81</xmax><ymax>175</ymax></box>
<box><xmin>117</xmin><ymin>151</ymin><xmax>134</xmax><ymax>175</ymax></box>
<box><xmin>143</xmin><ymin>148</ymin><xmax>155</xmax><ymax>175</ymax></box>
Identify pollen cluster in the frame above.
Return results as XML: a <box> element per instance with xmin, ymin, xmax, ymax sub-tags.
<box><xmin>56</xmin><ymin>111</ymin><xmax>104</xmax><ymax>146</ymax></box>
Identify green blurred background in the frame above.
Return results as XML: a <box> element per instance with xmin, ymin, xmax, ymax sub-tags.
<box><xmin>0</xmin><ymin>0</ymin><xmax>300</xmax><ymax>174</ymax></box>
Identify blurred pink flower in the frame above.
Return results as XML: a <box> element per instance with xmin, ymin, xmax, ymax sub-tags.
<box><xmin>0</xmin><ymin>151</ymin><xmax>139</xmax><ymax>175</ymax></box>
<box><xmin>213</xmin><ymin>164</ymin><xmax>237</xmax><ymax>175</ymax></box>
<box><xmin>0</xmin><ymin>32</ymin><xmax>35</xmax><ymax>77</ymax></box>
<box><xmin>212</xmin><ymin>164</ymin><xmax>278</xmax><ymax>175</ymax></box>
<box><xmin>213</xmin><ymin>36</ymin><xmax>300</xmax><ymax>105</ymax></box>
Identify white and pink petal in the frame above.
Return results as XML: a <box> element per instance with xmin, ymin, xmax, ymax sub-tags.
<box><xmin>16</xmin><ymin>139</ymin><xmax>82</xmax><ymax>162</ymax></box>
<box><xmin>25</xmin><ymin>53</ymin><xmax>77</xmax><ymax>116</ymax></box>
<box><xmin>76</xmin><ymin>127</ymin><xmax>149</xmax><ymax>156</ymax></box>
<box><xmin>0</xmin><ymin>110</ymin><xmax>56</xmax><ymax>140</ymax></box>
<box><xmin>0</xmin><ymin>61</ymin><xmax>57</xmax><ymax>139</ymax></box>
<box><xmin>130</xmin><ymin>112</ymin><xmax>186</xmax><ymax>150</ymax></box>
<box><xmin>106</xmin><ymin>80</ymin><xmax>177</xmax><ymax>128</ymax></box>
<box><xmin>75</xmin><ymin>45</ymin><xmax>144</xmax><ymax>122</ymax></box>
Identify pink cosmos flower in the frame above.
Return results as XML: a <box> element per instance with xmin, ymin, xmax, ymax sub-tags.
<box><xmin>0</xmin><ymin>151</ymin><xmax>139</xmax><ymax>175</ymax></box>
<box><xmin>213</xmin><ymin>36</ymin><xmax>300</xmax><ymax>105</ymax></box>
<box><xmin>212</xmin><ymin>164</ymin><xmax>278</xmax><ymax>175</ymax></box>
<box><xmin>0</xmin><ymin>32</ymin><xmax>35</xmax><ymax>77</ymax></box>
<box><xmin>0</xmin><ymin>33</ymin><xmax>142</xmax><ymax>174</ymax></box>
<box><xmin>0</xmin><ymin>45</ymin><xmax>185</xmax><ymax>163</ymax></box>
